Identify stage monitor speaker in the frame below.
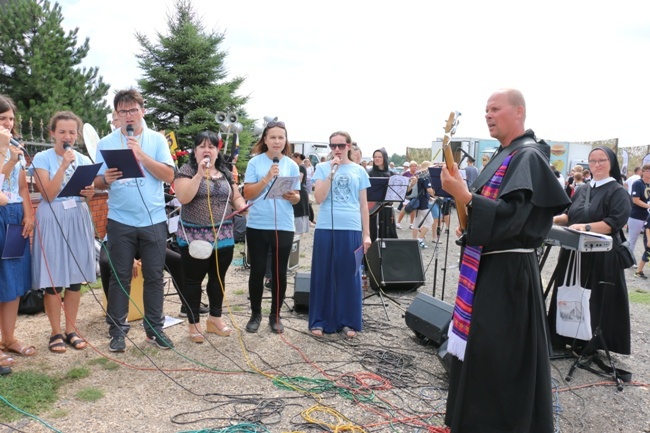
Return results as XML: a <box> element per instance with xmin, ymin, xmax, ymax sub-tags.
<box><xmin>437</xmin><ymin>339</ymin><xmax>453</xmax><ymax>375</ymax></box>
<box><xmin>405</xmin><ymin>292</ymin><xmax>453</xmax><ymax>347</ymax></box>
<box><xmin>365</xmin><ymin>239</ymin><xmax>424</xmax><ymax>291</ymax></box>
<box><xmin>293</xmin><ymin>272</ymin><xmax>310</xmax><ymax>312</ymax></box>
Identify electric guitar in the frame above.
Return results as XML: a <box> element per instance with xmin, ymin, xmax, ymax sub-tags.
<box><xmin>441</xmin><ymin>111</ymin><xmax>466</xmax><ymax>231</ymax></box>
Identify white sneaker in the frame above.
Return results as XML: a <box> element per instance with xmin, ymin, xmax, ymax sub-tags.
<box><xmin>409</xmin><ymin>224</ymin><xmax>414</xmax><ymax>230</ymax></box>
<box><xmin>396</xmin><ymin>224</ymin><xmax>402</xmax><ymax>229</ymax></box>
<box><xmin>418</xmin><ymin>240</ymin><xmax>428</xmax><ymax>249</ymax></box>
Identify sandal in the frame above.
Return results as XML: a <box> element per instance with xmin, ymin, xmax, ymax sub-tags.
<box><xmin>310</xmin><ymin>328</ymin><xmax>323</xmax><ymax>337</ymax></box>
<box><xmin>189</xmin><ymin>333</ymin><xmax>205</xmax><ymax>344</ymax></box>
<box><xmin>0</xmin><ymin>352</ymin><xmax>14</xmax><ymax>367</ymax></box>
<box><xmin>341</xmin><ymin>326</ymin><xmax>357</xmax><ymax>338</ymax></box>
<box><xmin>206</xmin><ymin>317</ymin><xmax>231</xmax><ymax>337</ymax></box>
<box><xmin>5</xmin><ymin>340</ymin><xmax>37</xmax><ymax>356</ymax></box>
<box><xmin>48</xmin><ymin>334</ymin><xmax>67</xmax><ymax>353</ymax></box>
<box><xmin>64</xmin><ymin>332</ymin><xmax>87</xmax><ymax>350</ymax></box>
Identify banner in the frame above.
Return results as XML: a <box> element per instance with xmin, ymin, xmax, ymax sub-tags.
<box><xmin>165</xmin><ymin>131</ymin><xmax>178</xmax><ymax>153</ymax></box>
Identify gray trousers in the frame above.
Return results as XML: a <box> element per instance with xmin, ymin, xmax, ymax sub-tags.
<box><xmin>106</xmin><ymin>219</ymin><xmax>168</xmax><ymax>337</ymax></box>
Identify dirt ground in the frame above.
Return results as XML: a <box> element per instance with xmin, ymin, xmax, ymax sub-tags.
<box><xmin>4</xmin><ymin>205</ymin><xmax>650</xmax><ymax>433</ymax></box>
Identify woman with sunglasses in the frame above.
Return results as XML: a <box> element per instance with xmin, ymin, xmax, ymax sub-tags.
<box><xmin>243</xmin><ymin>121</ymin><xmax>300</xmax><ymax>334</ymax></box>
<box><xmin>309</xmin><ymin>131</ymin><xmax>371</xmax><ymax>338</ymax></box>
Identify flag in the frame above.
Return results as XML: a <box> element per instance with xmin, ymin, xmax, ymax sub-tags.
<box><xmin>166</xmin><ymin>131</ymin><xmax>178</xmax><ymax>153</ymax></box>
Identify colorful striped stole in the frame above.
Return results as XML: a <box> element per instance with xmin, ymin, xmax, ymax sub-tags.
<box><xmin>447</xmin><ymin>154</ymin><xmax>514</xmax><ymax>361</ymax></box>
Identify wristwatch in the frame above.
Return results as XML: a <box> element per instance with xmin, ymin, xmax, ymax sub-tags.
<box><xmin>585</xmin><ymin>224</ymin><xmax>591</xmax><ymax>231</ymax></box>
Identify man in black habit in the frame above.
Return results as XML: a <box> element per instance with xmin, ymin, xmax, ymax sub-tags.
<box><xmin>441</xmin><ymin>88</ymin><xmax>571</xmax><ymax>432</ymax></box>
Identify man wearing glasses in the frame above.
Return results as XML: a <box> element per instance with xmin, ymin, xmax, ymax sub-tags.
<box><xmin>628</xmin><ymin>163</ymin><xmax>650</xmax><ymax>257</ymax></box>
<box><xmin>94</xmin><ymin>89</ymin><xmax>175</xmax><ymax>352</ymax></box>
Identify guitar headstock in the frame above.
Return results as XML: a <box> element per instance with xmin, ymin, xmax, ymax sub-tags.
<box><xmin>444</xmin><ymin>111</ymin><xmax>461</xmax><ymax>137</ymax></box>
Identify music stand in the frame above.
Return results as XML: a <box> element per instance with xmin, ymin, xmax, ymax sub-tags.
<box><xmin>364</xmin><ymin>176</ymin><xmax>409</xmax><ymax>320</ymax></box>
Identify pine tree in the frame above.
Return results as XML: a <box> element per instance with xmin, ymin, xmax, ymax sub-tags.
<box><xmin>0</xmin><ymin>0</ymin><xmax>111</xmax><ymax>140</ymax></box>
<box><xmin>136</xmin><ymin>0</ymin><xmax>251</xmax><ymax>166</ymax></box>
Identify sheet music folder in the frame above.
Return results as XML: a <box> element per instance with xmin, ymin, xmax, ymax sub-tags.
<box><xmin>99</xmin><ymin>149</ymin><xmax>144</xmax><ymax>178</ymax></box>
<box><xmin>367</xmin><ymin>176</ymin><xmax>409</xmax><ymax>202</ymax></box>
<box><xmin>428</xmin><ymin>167</ymin><xmax>453</xmax><ymax>198</ymax></box>
<box><xmin>2</xmin><ymin>224</ymin><xmax>27</xmax><ymax>259</ymax></box>
<box><xmin>57</xmin><ymin>163</ymin><xmax>102</xmax><ymax>197</ymax></box>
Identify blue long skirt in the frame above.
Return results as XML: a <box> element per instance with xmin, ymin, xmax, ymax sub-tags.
<box><xmin>0</xmin><ymin>203</ymin><xmax>31</xmax><ymax>302</ymax></box>
<box><xmin>308</xmin><ymin>229</ymin><xmax>363</xmax><ymax>333</ymax></box>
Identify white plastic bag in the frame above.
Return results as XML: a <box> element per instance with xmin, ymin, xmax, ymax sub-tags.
<box><xmin>556</xmin><ymin>251</ymin><xmax>592</xmax><ymax>341</ymax></box>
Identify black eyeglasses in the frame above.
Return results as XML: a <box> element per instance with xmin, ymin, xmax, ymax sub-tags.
<box><xmin>116</xmin><ymin>108</ymin><xmax>140</xmax><ymax>117</ymax></box>
<box><xmin>329</xmin><ymin>143</ymin><xmax>348</xmax><ymax>150</ymax></box>
<box><xmin>266</xmin><ymin>121</ymin><xmax>285</xmax><ymax>128</ymax></box>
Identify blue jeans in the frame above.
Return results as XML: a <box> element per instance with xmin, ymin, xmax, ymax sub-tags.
<box><xmin>106</xmin><ymin>220</ymin><xmax>168</xmax><ymax>337</ymax></box>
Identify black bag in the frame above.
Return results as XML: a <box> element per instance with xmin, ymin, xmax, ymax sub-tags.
<box><xmin>18</xmin><ymin>289</ymin><xmax>45</xmax><ymax>315</ymax></box>
<box><xmin>617</xmin><ymin>231</ymin><xmax>636</xmax><ymax>269</ymax></box>
<box><xmin>404</xmin><ymin>197</ymin><xmax>420</xmax><ymax>214</ymax></box>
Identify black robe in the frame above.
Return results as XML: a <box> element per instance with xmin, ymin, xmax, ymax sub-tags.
<box><xmin>445</xmin><ymin>131</ymin><xmax>571</xmax><ymax>433</ymax></box>
<box><xmin>547</xmin><ymin>180</ymin><xmax>632</xmax><ymax>354</ymax></box>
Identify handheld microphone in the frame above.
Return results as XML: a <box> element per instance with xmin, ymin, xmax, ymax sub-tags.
<box><xmin>203</xmin><ymin>156</ymin><xmax>211</xmax><ymax>169</ymax></box>
<box><xmin>331</xmin><ymin>162</ymin><xmax>339</xmax><ymax>175</ymax></box>
<box><xmin>272</xmin><ymin>157</ymin><xmax>279</xmax><ymax>165</ymax></box>
<box><xmin>8</xmin><ymin>137</ymin><xmax>27</xmax><ymax>166</ymax></box>
<box><xmin>126</xmin><ymin>124</ymin><xmax>134</xmax><ymax>137</ymax></box>
<box><xmin>63</xmin><ymin>142</ymin><xmax>76</xmax><ymax>170</ymax></box>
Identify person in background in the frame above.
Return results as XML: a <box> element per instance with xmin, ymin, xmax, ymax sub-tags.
<box><xmin>572</xmin><ymin>171</ymin><xmax>584</xmax><ymax>193</ymax></box>
<box><xmin>349</xmin><ymin>142</ymin><xmax>362</xmax><ymax>164</ymax></box>
<box><xmin>291</xmin><ymin>152</ymin><xmax>310</xmax><ymax>236</ymax></box>
<box><xmin>464</xmin><ymin>157</ymin><xmax>479</xmax><ymax>187</ymax></box>
<box><xmin>388</xmin><ymin>161</ymin><xmax>396</xmax><ymax>174</ymax></box>
<box><xmin>309</xmin><ymin>131</ymin><xmax>371</xmax><ymax>338</ymax></box>
<box><xmin>565</xmin><ymin>164</ymin><xmax>584</xmax><ymax>198</ymax></box>
<box><xmin>583</xmin><ymin>168</ymin><xmax>592</xmax><ymax>183</ymax></box>
<box><xmin>0</xmin><ymin>95</ymin><xmax>36</xmax><ymax>367</ymax></box>
<box><xmin>360</xmin><ymin>160</ymin><xmax>368</xmax><ymax>171</ymax></box>
<box><xmin>624</xmin><ymin>166</ymin><xmax>641</xmax><ymax>195</ymax></box>
<box><xmin>628</xmin><ymin>163</ymin><xmax>650</xmax><ymax>254</ymax></box>
<box><xmin>31</xmin><ymin>111</ymin><xmax>96</xmax><ymax>353</ymax></box>
<box><xmin>174</xmin><ymin>131</ymin><xmax>247</xmax><ymax>343</ymax></box>
<box><xmin>408</xmin><ymin>161</ymin><xmax>434</xmax><ymax>249</ymax></box>
<box><xmin>634</xmin><ymin>208</ymin><xmax>650</xmax><ymax>279</ymax></box>
<box><xmin>243</xmin><ymin>120</ymin><xmax>300</xmax><ymax>334</ymax></box>
<box><xmin>366</xmin><ymin>148</ymin><xmax>396</xmax><ymax>241</ymax></box>
<box><xmin>549</xmin><ymin>146</ymin><xmax>631</xmax><ymax>356</ymax></box>
<box><xmin>304</xmin><ymin>158</ymin><xmax>316</xmax><ymax>226</ymax></box>
<box><xmin>396</xmin><ymin>161</ymin><xmax>418</xmax><ymax>229</ymax></box>
<box><xmin>94</xmin><ymin>89</ymin><xmax>175</xmax><ymax>352</ymax></box>
<box><xmin>441</xmin><ymin>88</ymin><xmax>570</xmax><ymax>432</ymax></box>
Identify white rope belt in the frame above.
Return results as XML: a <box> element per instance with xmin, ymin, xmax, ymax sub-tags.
<box><xmin>482</xmin><ymin>248</ymin><xmax>535</xmax><ymax>256</ymax></box>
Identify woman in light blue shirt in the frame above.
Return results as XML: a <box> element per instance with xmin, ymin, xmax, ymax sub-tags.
<box><xmin>243</xmin><ymin>121</ymin><xmax>300</xmax><ymax>334</ymax></box>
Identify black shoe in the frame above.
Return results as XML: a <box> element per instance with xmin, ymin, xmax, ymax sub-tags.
<box><xmin>146</xmin><ymin>331</ymin><xmax>174</xmax><ymax>350</ymax></box>
<box><xmin>269</xmin><ymin>316</ymin><xmax>284</xmax><ymax>334</ymax></box>
<box><xmin>264</xmin><ymin>278</ymin><xmax>271</xmax><ymax>289</ymax></box>
<box><xmin>0</xmin><ymin>365</ymin><xmax>11</xmax><ymax>376</ymax></box>
<box><xmin>109</xmin><ymin>335</ymin><xmax>126</xmax><ymax>352</ymax></box>
<box><xmin>179</xmin><ymin>303</ymin><xmax>209</xmax><ymax>318</ymax></box>
<box><xmin>246</xmin><ymin>314</ymin><xmax>262</xmax><ymax>333</ymax></box>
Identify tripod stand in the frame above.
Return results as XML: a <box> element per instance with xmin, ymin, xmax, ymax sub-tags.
<box><xmin>565</xmin><ymin>281</ymin><xmax>630</xmax><ymax>391</ymax></box>
<box><xmin>430</xmin><ymin>198</ymin><xmax>453</xmax><ymax>300</ymax></box>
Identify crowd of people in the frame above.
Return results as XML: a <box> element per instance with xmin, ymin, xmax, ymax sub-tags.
<box><xmin>0</xmin><ymin>87</ymin><xmax>637</xmax><ymax>433</ymax></box>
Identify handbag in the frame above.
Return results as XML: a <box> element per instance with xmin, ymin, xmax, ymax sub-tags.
<box><xmin>18</xmin><ymin>288</ymin><xmax>45</xmax><ymax>315</ymax></box>
<box><xmin>404</xmin><ymin>197</ymin><xmax>420</xmax><ymax>214</ymax></box>
<box><xmin>617</xmin><ymin>230</ymin><xmax>636</xmax><ymax>269</ymax></box>
<box><xmin>556</xmin><ymin>250</ymin><xmax>593</xmax><ymax>341</ymax></box>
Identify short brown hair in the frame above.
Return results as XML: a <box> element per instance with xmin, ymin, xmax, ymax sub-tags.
<box><xmin>114</xmin><ymin>89</ymin><xmax>144</xmax><ymax>110</ymax></box>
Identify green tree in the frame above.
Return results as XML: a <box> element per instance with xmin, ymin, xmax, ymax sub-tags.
<box><xmin>0</xmin><ymin>0</ymin><xmax>110</xmax><ymax>141</ymax></box>
<box><xmin>136</xmin><ymin>0</ymin><xmax>251</xmax><ymax>169</ymax></box>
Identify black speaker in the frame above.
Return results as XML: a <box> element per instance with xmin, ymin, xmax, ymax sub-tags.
<box><xmin>437</xmin><ymin>339</ymin><xmax>453</xmax><ymax>375</ymax></box>
<box><xmin>365</xmin><ymin>239</ymin><xmax>424</xmax><ymax>291</ymax></box>
<box><xmin>405</xmin><ymin>292</ymin><xmax>453</xmax><ymax>347</ymax></box>
<box><xmin>293</xmin><ymin>272</ymin><xmax>310</xmax><ymax>311</ymax></box>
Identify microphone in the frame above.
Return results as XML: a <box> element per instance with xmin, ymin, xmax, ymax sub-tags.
<box><xmin>9</xmin><ymin>137</ymin><xmax>27</xmax><ymax>166</ymax></box>
<box><xmin>63</xmin><ymin>142</ymin><xmax>76</xmax><ymax>170</ymax></box>
<box><xmin>203</xmin><ymin>156</ymin><xmax>211</xmax><ymax>169</ymax></box>
<box><xmin>331</xmin><ymin>162</ymin><xmax>339</xmax><ymax>175</ymax></box>
<box><xmin>272</xmin><ymin>156</ymin><xmax>279</xmax><ymax>165</ymax></box>
<box><xmin>126</xmin><ymin>124</ymin><xmax>134</xmax><ymax>137</ymax></box>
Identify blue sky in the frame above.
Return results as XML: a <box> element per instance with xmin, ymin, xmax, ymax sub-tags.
<box><xmin>59</xmin><ymin>0</ymin><xmax>650</xmax><ymax>157</ymax></box>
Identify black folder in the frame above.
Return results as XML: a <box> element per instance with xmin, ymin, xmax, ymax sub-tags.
<box><xmin>99</xmin><ymin>149</ymin><xmax>144</xmax><ymax>178</ymax></box>
<box><xmin>57</xmin><ymin>163</ymin><xmax>102</xmax><ymax>198</ymax></box>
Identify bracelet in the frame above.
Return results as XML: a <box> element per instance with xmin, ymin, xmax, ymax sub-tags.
<box><xmin>102</xmin><ymin>174</ymin><xmax>110</xmax><ymax>186</ymax></box>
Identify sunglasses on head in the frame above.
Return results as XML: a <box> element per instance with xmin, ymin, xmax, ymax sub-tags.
<box><xmin>266</xmin><ymin>121</ymin><xmax>285</xmax><ymax>128</ymax></box>
<box><xmin>329</xmin><ymin>143</ymin><xmax>348</xmax><ymax>150</ymax></box>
